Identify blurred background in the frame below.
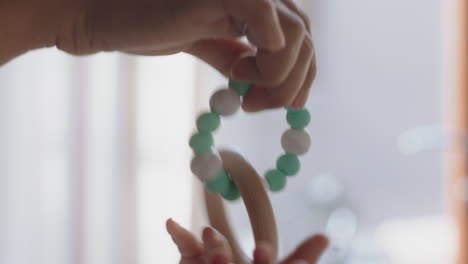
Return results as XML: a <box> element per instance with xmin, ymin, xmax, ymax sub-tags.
<box><xmin>0</xmin><ymin>0</ymin><xmax>460</xmax><ymax>263</ymax></box>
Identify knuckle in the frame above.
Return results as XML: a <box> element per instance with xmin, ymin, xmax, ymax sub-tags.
<box><xmin>255</xmin><ymin>0</ymin><xmax>274</xmax><ymax>13</ymax></box>
<box><xmin>304</xmin><ymin>17</ymin><xmax>311</xmax><ymax>31</ymax></box>
<box><xmin>269</xmin><ymin>93</ymin><xmax>292</xmax><ymax>107</ymax></box>
<box><xmin>305</xmin><ymin>34</ymin><xmax>314</xmax><ymax>48</ymax></box>
<box><xmin>263</xmin><ymin>73</ymin><xmax>287</xmax><ymax>86</ymax></box>
<box><xmin>300</xmin><ymin>11</ymin><xmax>311</xmax><ymax>30</ymax></box>
<box><xmin>55</xmin><ymin>7</ymin><xmax>103</xmax><ymax>55</ymax></box>
<box><xmin>303</xmin><ymin>39</ymin><xmax>314</xmax><ymax>58</ymax></box>
<box><xmin>259</xmin><ymin>65</ymin><xmax>288</xmax><ymax>86</ymax></box>
<box><xmin>285</xmin><ymin>21</ymin><xmax>306</xmax><ymax>42</ymax></box>
<box><xmin>291</xmin><ymin>16</ymin><xmax>306</xmax><ymax>33</ymax></box>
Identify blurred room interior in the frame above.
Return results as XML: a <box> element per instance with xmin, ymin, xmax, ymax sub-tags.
<box><xmin>0</xmin><ymin>0</ymin><xmax>466</xmax><ymax>263</ymax></box>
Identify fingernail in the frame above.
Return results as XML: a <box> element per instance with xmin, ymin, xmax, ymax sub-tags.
<box><xmin>230</xmin><ymin>54</ymin><xmax>260</xmax><ymax>82</ymax></box>
<box><xmin>205</xmin><ymin>228</ymin><xmax>225</xmax><ymax>249</ymax></box>
<box><xmin>166</xmin><ymin>218</ymin><xmax>184</xmax><ymax>237</ymax></box>
<box><xmin>166</xmin><ymin>218</ymin><xmax>174</xmax><ymax>230</ymax></box>
<box><xmin>256</xmin><ymin>241</ymin><xmax>271</xmax><ymax>251</ymax></box>
<box><xmin>254</xmin><ymin>241</ymin><xmax>272</xmax><ymax>261</ymax></box>
<box><xmin>292</xmin><ymin>90</ymin><xmax>309</xmax><ymax>109</ymax></box>
<box><xmin>230</xmin><ymin>52</ymin><xmax>256</xmax><ymax>78</ymax></box>
<box><xmin>267</xmin><ymin>21</ymin><xmax>286</xmax><ymax>52</ymax></box>
<box><xmin>291</xmin><ymin>99</ymin><xmax>302</xmax><ymax>110</ymax></box>
<box><xmin>211</xmin><ymin>229</ymin><xmax>221</xmax><ymax>242</ymax></box>
<box><xmin>271</xmin><ymin>31</ymin><xmax>286</xmax><ymax>51</ymax></box>
<box><xmin>242</xmin><ymin>86</ymin><xmax>269</xmax><ymax>112</ymax></box>
<box><xmin>170</xmin><ymin>218</ymin><xmax>181</xmax><ymax>228</ymax></box>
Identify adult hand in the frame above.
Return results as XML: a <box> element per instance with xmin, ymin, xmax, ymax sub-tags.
<box><xmin>52</xmin><ymin>0</ymin><xmax>315</xmax><ymax>110</ymax></box>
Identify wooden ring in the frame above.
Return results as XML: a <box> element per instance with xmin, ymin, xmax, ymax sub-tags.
<box><xmin>204</xmin><ymin>150</ymin><xmax>279</xmax><ymax>263</ymax></box>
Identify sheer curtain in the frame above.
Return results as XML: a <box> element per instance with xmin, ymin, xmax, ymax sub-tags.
<box><xmin>0</xmin><ymin>48</ymin><xmax>200</xmax><ymax>264</ymax></box>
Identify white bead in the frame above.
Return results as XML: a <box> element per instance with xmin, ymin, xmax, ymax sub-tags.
<box><xmin>190</xmin><ymin>151</ymin><xmax>223</xmax><ymax>182</ymax></box>
<box><xmin>209</xmin><ymin>88</ymin><xmax>241</xmax><ymax>116</ymax></box>
<box><xmin>281</xmin><ymin>129</ymin><xmax>311</xmax><ymax>155</ymax></box>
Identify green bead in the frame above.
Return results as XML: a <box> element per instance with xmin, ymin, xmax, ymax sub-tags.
<box><xmin>189</xmin><ymin>132</ymin><xmax>213</xmax><ymax>153</ymax></box>
<box><xmin>286</xmin><ymin>109</ymin><xmax>311</xmax><ymax>129</ymax></box>
<box><xmin>206</xmin><ymin>170</ymin><xmax>231</xmax><ymax>194</ymax></box>
<box><xmin>229</xmin><ymin>79</ymin><xmax>251</xmax><ymax>96</ymax></box>
<box><xmin>196</xmin><ymin>112</ymin><xmax>220</xmax><ymax>132</ymax></box>
<box><xmin>276</xmin><ymin>154</ymin><xmax>300</xmax><ymax>176</ymax></box>
<box><xmin>221</xmin><ymin>183</ymin><xmax>241</xmax><ymax>201</ymax></box>
<box><xmin>265</xmin><ymin>169</ymin><xmax>287</xmax><ymax>192</ymax></box>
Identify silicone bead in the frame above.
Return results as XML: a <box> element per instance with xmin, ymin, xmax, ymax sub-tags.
<box><xmin>221</xmin><ymin>183</ymin><xmax>241</xmax><ymax>201</ymax></box>
<box><xmin>276</xmin><ymin>154</ymin><xmax>301</xmax><ymax>176</ymax></box>
<box><xmin>206</xmin><ymin>170</ymin><xmax>232</xmax><ymax>194</ymax></box>
<box><xmin>190</xmin><ymin>151</ymin><xmax>223</xmax><ymax>181</ymax></box>
<box><xmin>189</xmin><ymin>132</ymin><xmax>213</xmax><ymax>153</ymax></box>
<box><xmin>229</xmin><ymin>79</ymin><xmax>251</xmax><ymax>96</ymax></box>
<box><xmin>209</xmin><ymin>88</ymin><xmax>241</xmax><ymax>116</ymax></box>
<box><xmin>281</xmin><ymin>129</ymin><xmax>311</xmax><ymax>155</ymax></box>
<box><xmin>286</xmin><ymin>108</ymin><xmax>311</xmax><ymax>129</ymax></box>
<box><xmin>265</xmin><ymin>169</ymin><xmax>287</xmax><ymax>192</ymax></box>
<box><xmin>196</xmin><ymin>112</ymin><xmax>220</xmax><ymax>132</ymax></box>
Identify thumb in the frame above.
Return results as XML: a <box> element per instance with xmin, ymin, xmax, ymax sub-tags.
<box><xmin>186</xmin><ymin>39</ymin><xmax>255</xmax><ymax>77</ymax></box>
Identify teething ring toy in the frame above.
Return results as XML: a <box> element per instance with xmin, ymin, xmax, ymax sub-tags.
<box><xmin>189</xmin><ymin>79</ymin><xmax>311</xmax><ymax>262</ymax></box>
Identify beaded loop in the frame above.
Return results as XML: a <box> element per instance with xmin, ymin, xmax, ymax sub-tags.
<box><xmin>189</xmin><ymin>79</ymin><xmax>311</xmax><ymax>200</ymax></box>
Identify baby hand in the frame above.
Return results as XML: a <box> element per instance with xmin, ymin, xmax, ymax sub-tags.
<box><xmin>166</xmin><ymin>219</ymin><xmax>328</xmax><ymax>264</ymax></box>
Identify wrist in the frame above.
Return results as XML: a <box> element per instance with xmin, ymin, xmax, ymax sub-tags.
<box><xmin>0</xmin><ymin>0</ymin><xmax>78</xmax><ymax>64</ymax></box>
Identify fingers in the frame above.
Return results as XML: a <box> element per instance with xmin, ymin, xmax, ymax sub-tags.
<box><xmin>253</xmin><ymin>242</ymin><xmax>275</xmax><ymax>264</ymax></box>
<box><xmin>231</xmin><ymin>3</ymin><xmax>306</xmax><ymax>86</ymax></box>
<box><xmin>242</xmin><ymin>36</ymin><xmax>313</xmax><ymax>112</ymax></box>
<box><xmin>202</xmin><ymin>227</ymin><xmax>233</xmax><ymax>264</ymax></box>
<box><xmin>166</xmin><ymin>218</ymin><xmax>204</xmax><ymax>259</ymax></box>
<box><xmin>221</xmin><ymin>0</ymin><xmax>285</xmax><ymax>51</ymax></box>
<box><xmin>230</xmin><ymin>1</ymin><xmax>314</xmax><ymax>112</ymax></box>
<box><xmin>186</xmin><ymin>39</ymin><xmax>255</xmax><ymax>76</ymax></box>
<box><xmin>281</xmin><ymin>234</ymin><xmax>329</xmax><ymax>264</ymax></box>
<box><xmin>193</xmin><ymin>0</ymin><xmax>314</xmax><ymax>112</ymax></box>
<box><xmin>290</xmin><ymin>51</ymin><xmax>316</xmax><ymax>109</ymax></box>
<box><xmin>282</xmin><ymin>0</ymin><xmax>311</xmax><ymax>32</ymax></box>
<box><xmin>282</xmin><ymin>0</ymin><xmax>315</xmax><ymax>109</ymax></box>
